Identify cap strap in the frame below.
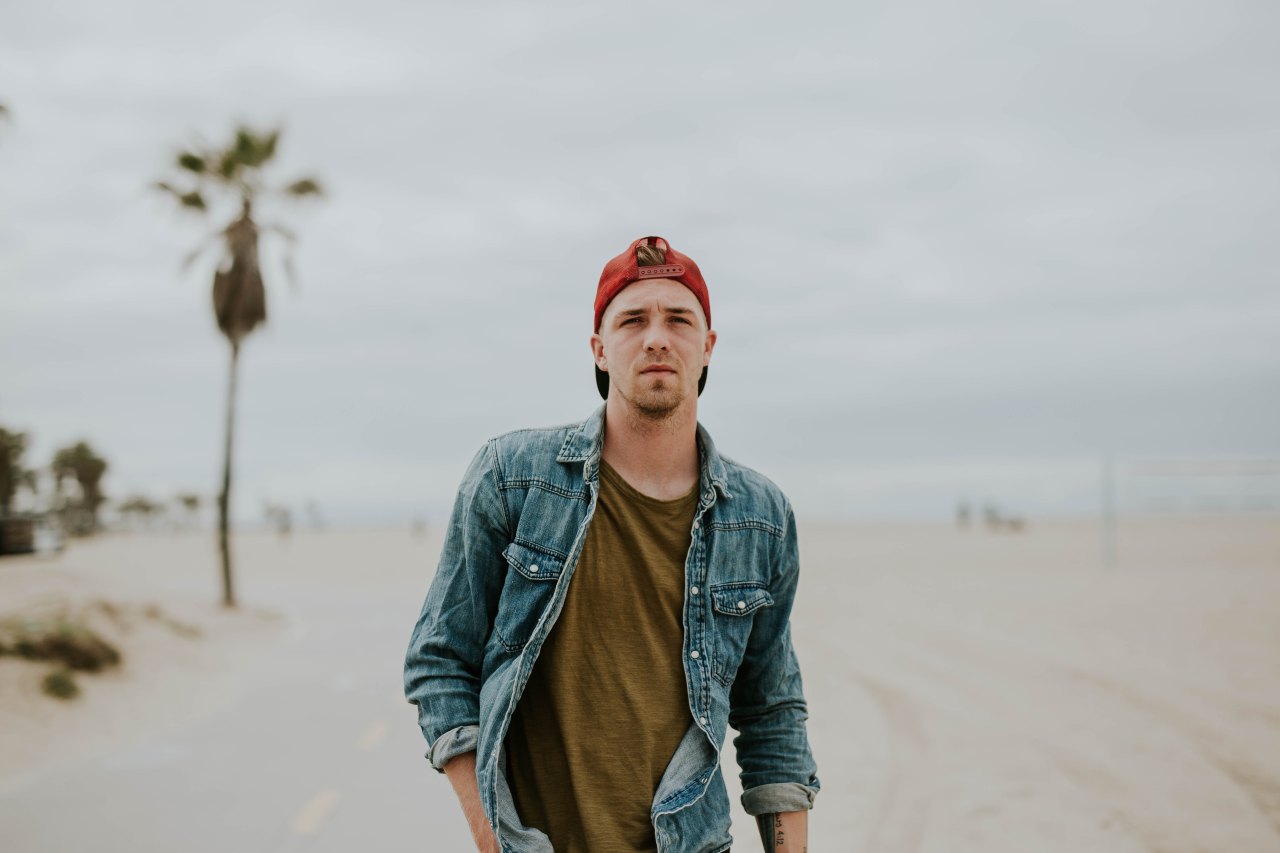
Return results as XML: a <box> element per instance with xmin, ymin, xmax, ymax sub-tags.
<box><xmin>637</xmin><ymin>264</ymin><xmax>685</xmax><ymax>278</ymax></box>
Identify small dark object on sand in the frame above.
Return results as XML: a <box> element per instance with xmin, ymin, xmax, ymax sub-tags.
<box><xmin>41</xmin><ymin>667</ymin><xmax>80</xmax><ymax>700</ymax></box>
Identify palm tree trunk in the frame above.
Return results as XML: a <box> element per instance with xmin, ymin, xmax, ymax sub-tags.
<box><xmin>218</xmin><ymin>340</ymin><xmax>240</xmax><ymax>608</ymax></box>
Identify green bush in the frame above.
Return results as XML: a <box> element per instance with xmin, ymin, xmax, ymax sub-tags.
<box><xmin>42</xmin><ymin>667</ymin><xmax>79</xmax><ymax>700</ymax></box>
<box><xmin>0</xmin><ymin>619</ymin><xmax>121</xmax><ymax>672</ymax></box>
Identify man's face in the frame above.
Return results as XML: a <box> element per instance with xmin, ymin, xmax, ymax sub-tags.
<box><xmin>590</xmin><ymin>278</ymin><xmax>717</xmax><ymax>419</ymax></box>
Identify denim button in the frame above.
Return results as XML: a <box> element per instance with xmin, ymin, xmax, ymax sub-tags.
<box><xmin>529</xmin><ymin>564</ymin><xmax>539</xmax><ymax>573</ymax></box>
<box><xmin>691</xmin><ymin>586</ymin><xmax>700</xmax><ymax>595</ymax></box>
<box><xmin>699</xmin><ymin>716</ymin><xmax>708</xmax><ymax>725</ymax></box>
<box><xmin>737</xmin><ymin>600</ymin><xmax>746</xmax><ymax>610</ymax></box>
<box><xmin>690</xmin><ymin>650</ymin><xmax>700</xmax><ymax>659</ymax></box>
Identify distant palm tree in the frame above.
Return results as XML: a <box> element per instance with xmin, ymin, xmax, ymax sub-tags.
<box><xmin>119</xmin><ymin>494</ymin><xmax>167</xmax><ymax>529</ymax></box>
<box><xmin>51</xmin><ymin>441</ymin><xmax>108</xmax><ymax>533</ymax></box>
<box><xmin>155</xmin><ymin>124</ymin><xmax>324</xmax><ymax>608</ymax></box>
<box><xmin>175</xmin><ymin>492</ymin><xmax>200</xmax><ymax>522</ymax></box>
<box><xmin>1</xmin><ymin>427</ymin><xmax>38</xmax><ymax>516</ymax></box>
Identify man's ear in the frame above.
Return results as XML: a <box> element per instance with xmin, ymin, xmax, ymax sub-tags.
<box><xmin>589</xmin><ymin>332</ymin><xmax>606</xmax><ymax>368</ymax></box>
<box><xmin>703</xmin><ymin>329</ymin><xmax>718</xmax><ymax>365</ymax></box>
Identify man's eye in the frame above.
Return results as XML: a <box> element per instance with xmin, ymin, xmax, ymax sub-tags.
<box><xmin>671</xmin><ymin>316</ymin><xmax>690</xmax><ymax>324</ymax></box>
<box><xmin>622</xmin><ymin>317</ymin><xmax>641</xmax><ymax>325</ymax></box>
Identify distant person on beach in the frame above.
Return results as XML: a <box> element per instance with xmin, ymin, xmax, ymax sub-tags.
<box><xmin>404</xmin><ymin>236</ymin><xmax>819</xmax><ymax>852</ymax></box>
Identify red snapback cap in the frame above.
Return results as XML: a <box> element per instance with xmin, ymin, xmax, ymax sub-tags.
<box><xmin>593</xmin><ymin>235</ymin><xmax>711</xmax><ymax>332</ymax></box>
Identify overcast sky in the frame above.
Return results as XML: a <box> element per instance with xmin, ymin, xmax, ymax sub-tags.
<box><xmin>2</xmin><ymin>0</ymin><xmax>1278</xmax><ymax>524</ymax></box>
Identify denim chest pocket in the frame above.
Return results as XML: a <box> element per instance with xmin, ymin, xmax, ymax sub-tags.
<box><xmin>709</xmin><ymin>581</ymin><xmax>774</xmax><ymax>686</ymax></box>
<box><xmin>494</xmin><ymin>541</ymin><xmax>564</xmax><ymax>651</ymax></box>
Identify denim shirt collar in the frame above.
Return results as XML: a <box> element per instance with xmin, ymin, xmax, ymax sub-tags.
<box><xmin>556</xmin><ymin>403</ymin><xmax>732</xmax><ymax>501</ymax></box>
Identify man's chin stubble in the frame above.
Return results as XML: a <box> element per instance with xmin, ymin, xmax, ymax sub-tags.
<box><xmin>624</xmin><ymin>384</ymin><xmax>686</xmax><ymax>421</ymax></box>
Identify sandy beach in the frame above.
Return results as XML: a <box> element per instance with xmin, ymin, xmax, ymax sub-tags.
<box><xmin>769</xmin><ymin>515</ymin><xmax>1280</xmax><ymax>852</ymax></box>
<box><xmin>1</xmin><ymin>515</ymin><xmax>1278</xmax><ymax>851</ymax></box>
<box><xmin>0</xmin><ymin>536</ymin><xmax>287</xmax><ymax>789</ymax></box>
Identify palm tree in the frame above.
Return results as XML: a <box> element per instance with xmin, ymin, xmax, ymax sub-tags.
<box><xmin>175</xmin><ymin>492</ymin><xmax>201</xmax><ymax>529</ymax></box>
<box><xmin>155</xmin><ymin>124</ymin><xmax>324</xmax><ymax>607</ymax></box>
<box><xmin>51</xmin><ymin>441</ymin><xmax>108</xmax><ymax>533</ymax></box>
<box><xmin>1</xmin><ymin>427</ymin><xmax>38</xmax><ymax>516</ymax></box>
<box><xmin>119</xmin><ymin>494</ymin><xmax>166</xmax><ymax>530</ymax></box>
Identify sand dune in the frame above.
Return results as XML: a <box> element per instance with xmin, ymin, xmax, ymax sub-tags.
<box><xmin>0</xmin><ymin>537</ymin><xmax>285</xmax><ymax>791</ymax></box>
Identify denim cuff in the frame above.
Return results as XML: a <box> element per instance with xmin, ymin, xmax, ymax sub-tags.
<box><xmin>740</xmin><ymin>781</ymin><xmax>819</xmax><ymax>816</ymax></box>
<box><xmin>425</xmin><ymin>723</ymin><xmax>480</xmax><ymax>773</ymax></box>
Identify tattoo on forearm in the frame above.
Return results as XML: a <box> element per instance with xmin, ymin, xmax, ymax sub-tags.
<box><xmin>755</xmin><ymin>813</ymin><xmax>785</xmax><ymax>851</ymax></box>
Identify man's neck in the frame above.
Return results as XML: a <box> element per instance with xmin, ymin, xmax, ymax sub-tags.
<box><xmin>600</xmin><ymin>395</ymin><xmax>700</xmax><ymax>501</ymax></box>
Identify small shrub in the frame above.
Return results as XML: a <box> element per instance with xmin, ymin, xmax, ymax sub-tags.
<box><xmin>42</xmin><ymin>667</ymin><xmax>79</xmax><ymax>700</ymax></box>
<box><xmin>4</xmin><ymin>622</ymin><xmax>121</xmax><ymax>672</ymax></box>
<box><xmin>1</xmin><ymin>599</ymin><xmax>206</xmax><ymax>702</ymax></box>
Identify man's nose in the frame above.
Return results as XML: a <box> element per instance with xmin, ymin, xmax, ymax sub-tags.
<box><xmin>643</xmin><ymin>324</ymin><xmax>671</xmax><ymax>351</ymax></box>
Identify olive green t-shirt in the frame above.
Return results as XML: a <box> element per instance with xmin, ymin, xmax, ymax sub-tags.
<box><xmin>504</xmin><ymin>458</ymin><xmax>698</xmax><ymax>853</ymax></box>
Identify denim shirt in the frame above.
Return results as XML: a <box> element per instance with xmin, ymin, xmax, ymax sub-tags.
<box><xmin>404</xmin><ymin>405</ymin><xmax>820</xmax><ymax>853</ymax></box>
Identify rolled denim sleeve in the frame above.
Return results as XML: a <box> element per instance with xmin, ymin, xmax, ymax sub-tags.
<box><xmin>404</xmin><ymin>440</ymin><xmax>510</xmax><ymax>773</ymax></box>
<box><xmin>426</xmin><ymin>723</ymin><xmax>480</xmax><ymax>772</ymax></box>
<box><xmin>728</xmin><ymin>501</ymin><xmax>820</xmax><ymax>815</ymax></box>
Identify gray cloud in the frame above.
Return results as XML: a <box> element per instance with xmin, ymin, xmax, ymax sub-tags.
<box><xmin>2</xmin><ymin>0</ymin><xmax>1277</xmax><ymax>523</ymax></box>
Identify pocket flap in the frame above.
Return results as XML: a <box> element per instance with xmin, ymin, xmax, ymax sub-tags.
<box><xmin>710</xmin><ymin>582</ymin><xmax>774</xmax><ymax>616</ymax></box>
<box><xmin>502</xmin><ymin>541</ymin><xmax>564</xmax><ymax>581</ymax></box>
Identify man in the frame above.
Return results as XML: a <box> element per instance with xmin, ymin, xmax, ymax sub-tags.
<box><xmin>404</xmin><ymin>236</ymin><xmax>819</xmax><ymax>852</ymax></box>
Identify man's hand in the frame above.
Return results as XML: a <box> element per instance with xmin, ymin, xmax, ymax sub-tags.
<box><xmin>443</xmin><ymin>751</ymin><xmax>500</xmax><ymax>853</ymax></box>
<box><xmin>755</xmin><ymin>810</ymin><xmax>807</xmax><ymax>852</ymax></box>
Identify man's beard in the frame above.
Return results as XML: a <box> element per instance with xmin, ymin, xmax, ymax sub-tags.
<box><xmin>624</xmin><ymin>374</ymin><xmax>686</xmax><ymax>420</ymax></box>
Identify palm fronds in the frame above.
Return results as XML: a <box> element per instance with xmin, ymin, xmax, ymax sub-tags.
<box><xmin>283</xmin><ymin>177</ymin><xmax>323</xmax><ymax>197</ymax></box>
<box><xmin>177</xmin><ymin>151</ymin><xmax>206</xmax><ymax>173</ymax></box>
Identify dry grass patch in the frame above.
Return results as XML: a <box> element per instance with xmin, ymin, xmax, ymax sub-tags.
<box><xmin>0</xmin><ymin>598</ymin><xmax>200</xmax><ymax>699</ymax></box>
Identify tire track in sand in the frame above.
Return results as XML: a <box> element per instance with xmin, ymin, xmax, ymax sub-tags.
<box><xmin>805</xmin><ymin>622</ymin><xmax>935</xmax><ymax>853</ymax></box>
<box><xmin>852</xmin><ymin>673</ymin><xmax>934</xmax><ymax>853</ymax></box>
<box><xmin>875</xmin><ymin>618</ymin><xmax>1280</xmax><ymax>847</ymax></box>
